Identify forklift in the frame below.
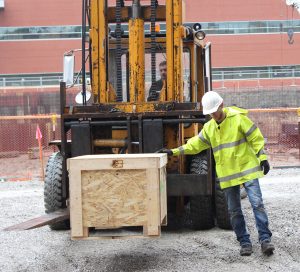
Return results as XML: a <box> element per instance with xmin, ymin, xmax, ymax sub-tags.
<box><xmin>44</xmin><ymin>0</ymin><xmax>231</xmax><ymax>231</ymax></box>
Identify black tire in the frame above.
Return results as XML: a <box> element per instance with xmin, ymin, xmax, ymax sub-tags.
<box><xmin>189</xmin><ymin>152</ymin><xmax>214</xmax><ymax>230</ymax></box>
<box><xmin>215</xmin><ymin>180</ymin><xmax>232</xmax><ymax>230</ymax></box>
<box><xmin>44</xmin><ymin>152</ymin><xmax>70</xmax><ymax>230</ymax></box>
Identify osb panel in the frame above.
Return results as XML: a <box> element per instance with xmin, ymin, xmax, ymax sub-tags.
<box><xmin>159</xmin><ymin>168</ymin><xmax>167</xmax><ymax>222</ymax></box>
<box><xmin>81</xmin><ymin>169</ymin><xmax>147</xmax><ymax>228</ymax></box>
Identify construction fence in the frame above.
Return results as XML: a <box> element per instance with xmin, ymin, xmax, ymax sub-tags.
<box><xmin>0</xmin><ymin>87</ymin><xmax>299</xmax><ymax>181</ymax></box>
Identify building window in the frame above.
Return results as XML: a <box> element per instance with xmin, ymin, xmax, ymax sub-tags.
<box><xmin>0</xmin><ymin>20</ymin><xmax>300</xmax><ymax>41</ymax></box>
<box><xmin>212</xmin><ymin>65</ymin><xmax>300</xmax><ymax>81</ymax></box>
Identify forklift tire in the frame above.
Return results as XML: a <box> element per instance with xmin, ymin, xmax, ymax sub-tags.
<box><xmin>189</xmin><ymin>152</ymin><xmax>215</xmax><ymax>230</ymax></box>
<box><xmin>215</xmin><ymin>181</ymin><xmax>232</xmax><ymax>230</ymax></box>
<box><xmin>44</xmin><ymin>152</ymin><xmax>70</xmax><ymax>230</ymax></box>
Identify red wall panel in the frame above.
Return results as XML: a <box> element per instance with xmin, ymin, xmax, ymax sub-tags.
<box><xmin>0</xmin><ymin>40</ymin><xmax>81</xmax><ymax>74</ymax></box>
<box><xmin>0</xmin><ymin>0</ymin><xmax>82</xmax><ymax>26</ymax></box>
<box><xmin>1</xmin><ymin>0</ymin><xmax>299</xmax><ymax>27</ymax></box>
<box><xmin>1</xmin><ymin>33</ymin><xmax>299</xmax><ymax>74</ymax></box>
<box><xmin>185</xmin><ymin>0</ymin><xmax>300</xmax><ymax>22</ymax></box>
<box><xmin>209</xmin><ymin>33</ymin><xmax>300</xmax><ymax>67</ymax></box>
<box><xmin>0</xmin><ymin>0</ymin><xmax>299</xmax><ymax>75</ymax></box>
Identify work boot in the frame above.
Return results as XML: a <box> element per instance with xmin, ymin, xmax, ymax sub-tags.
<box><xmin>261</xmin><ymin>241</ymin><xmax>275</xmax><ymax>256</ymax></box>
<box><xmin>240</xmin><ymin>244</ymin><xmax>253</xmax><ymax>256</ymax></box>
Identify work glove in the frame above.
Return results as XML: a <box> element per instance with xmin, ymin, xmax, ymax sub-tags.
<box><xmin>260</xmin><ymin>160</ymin><xmax>270</xmax><ymax>175</ymax></box>
<box><xmin>156</xmin><ymin>148</ymin><xmax>173</xmax><ymax>156</ymax></box>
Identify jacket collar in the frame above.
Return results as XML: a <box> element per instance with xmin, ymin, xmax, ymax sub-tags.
<box><xmin>223</xmin><ymin>106</ymin><xmax>248</xmax><ymax>118</ymax></box>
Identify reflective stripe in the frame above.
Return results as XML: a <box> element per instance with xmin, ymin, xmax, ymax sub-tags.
<box><xmin>212</xmin><ymin>138</ymin><xmax>247</xmax><ymax>153</ymax></box>
<box><xmin>245</xmin><ymin>124</ymin><xmax>257</xmax><ymax>138</ymax></box>
<box><xmin>198</xmin><ymin>131</ymin><xmax>210</xmax><ymax>146</ymax></box>
<box><xmin>257</xmin><ymin>149</ymin><xmax>265</xmax><ymax>157</ymax></box>
<box><xmin>217</xmin><ymin>166</ymin><xmax>262</xmax><ymax>183</ymax></box>
<box><xmin>178</xmin><ymin>146</ymin><xmax>185</xmax><ymax>155</ymax></box>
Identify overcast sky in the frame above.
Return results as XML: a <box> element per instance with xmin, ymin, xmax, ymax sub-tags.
<box><xmin>286</xmin><ymin>0</ymin><xmax>300</xmax><ymax>13</ymax></box>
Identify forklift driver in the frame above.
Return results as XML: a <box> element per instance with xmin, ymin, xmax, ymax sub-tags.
<box><xmin>147</xmin><ymin>61</ymin><xmax>167</xmax><ymax>101</ymax></box>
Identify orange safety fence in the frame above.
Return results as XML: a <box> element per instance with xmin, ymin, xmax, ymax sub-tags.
<box><xmin>0</xmin><ymin>109</ymin><xmax>299</xmax><ymax>182</ymax></box>
<box><xmin>248</xmin><ymin>108</ymin><xmax>300</xmax><ymax>168</ymax></box>
<box><xmin>0</xmin><ymin>115</ymin><xmax>61</xmax><ymax>181</ymax></box>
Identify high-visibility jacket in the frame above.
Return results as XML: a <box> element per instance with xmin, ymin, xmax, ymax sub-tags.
<box><xmin>172</xmin><ymin>107</ymin><xmax>267</xmax><ymax>189</ymax></box>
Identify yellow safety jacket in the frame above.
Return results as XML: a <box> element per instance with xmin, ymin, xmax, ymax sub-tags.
<box><xmin>172</xmin><ymin>107</ymin><xmax>267</xmax><ymax>189</ymax></box>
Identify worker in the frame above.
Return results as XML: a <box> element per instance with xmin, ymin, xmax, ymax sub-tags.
<box><xmin>160</xmin><ymin>91</ymin><xmax>275</xmax><ymax>256</ymax></box>
<box><xmin>147</xmin><ymin>61</ymin><xmax>167</xmax><ymax>101</ymax></box>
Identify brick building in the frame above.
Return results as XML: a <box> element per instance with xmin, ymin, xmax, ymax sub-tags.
<box><xmin>0</xmin><ymin>0</ymin><xmax>299</xmax><ymax>97</ymax></box>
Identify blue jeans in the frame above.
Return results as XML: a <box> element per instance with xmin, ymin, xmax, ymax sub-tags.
<box><xmin>224</xmin><ymin>179</ymin><xmax>272</xmax><ymax>246</ymax></box>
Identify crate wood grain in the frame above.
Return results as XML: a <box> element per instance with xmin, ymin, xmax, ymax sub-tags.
<box><xmin>68</xmin><ymin>154</ymin><xmax>167</xmax><ymax>240</ymax></box>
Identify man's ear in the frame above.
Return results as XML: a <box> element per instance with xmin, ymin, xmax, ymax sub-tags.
<box><xmin>219</xmin><ymin>102</ymin><xmax>224</xmax><ymax>110</ymax></box>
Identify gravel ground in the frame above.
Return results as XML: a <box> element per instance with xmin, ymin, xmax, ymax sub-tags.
<box><xmin>0</xmin><ymin>168</ymin><xmax>300</xmax><ymax>272</ymax></box>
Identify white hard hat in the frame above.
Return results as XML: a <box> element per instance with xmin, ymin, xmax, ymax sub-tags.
<box><xmin>201</xmin><ymin>91</ymin><xmax>223</xmax><ymax>115</ymax></box>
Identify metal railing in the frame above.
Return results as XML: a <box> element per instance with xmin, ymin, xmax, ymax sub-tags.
<box><xmin>1</xmin><ymin>68</ymin><xmax>299</xmax><ymax>88</ymax></box>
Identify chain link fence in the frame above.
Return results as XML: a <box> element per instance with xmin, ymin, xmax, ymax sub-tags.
<box><xmin>0</xmin><ymin>115</ymin><xmax>60</xmax><ymax>181</ymax></box>
<box><xmin>0</xmin><ymin>87</ymin><xmax>299</xmax><ymax>181</ymax></box>
<box><xmin>248</xmin><ymin>109</ymin><xmax>299</xmax><ymax>168</ymax></box>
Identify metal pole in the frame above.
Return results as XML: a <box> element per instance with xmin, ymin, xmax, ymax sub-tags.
<box><xmin>221</xmin><ymin>71</ymin><xmax>225</xmax><ymax>89</ymax></box>
<box><xmin>88</xmin><ymin>0</ymin><xmax>93</xmax><ymax>91</ymax></box>
<box><xmin>129</xmin><ymin>0</ymin><xmax>145</xmax><ymax>103</ymax></box>
<box><xmin>99</xmin><ymin>0</ymin><xmax>108</xmax><ymax>103</ymax></box>
<box><xmin>59</xmin><ymin>82</ymin><xmax>68</xmax><ymax>199</ymax></box>
<box><xmin>291</xmin><ymin>69</ymin><xmax>296</xmax><ymax>86</ymax></box>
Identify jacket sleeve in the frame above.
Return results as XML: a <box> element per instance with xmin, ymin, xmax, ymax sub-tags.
<box><xmin>171</xmin><ymin>130</ymin><xmax>211</xmax><ymax>156</ymax></box>
<box><xmin>240</xmin><ymin>115</ymin><xmax>267</xmax><ymax>161</ymax></box>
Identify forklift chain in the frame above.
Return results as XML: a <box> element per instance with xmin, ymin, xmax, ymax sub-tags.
<box><xmin>115</xmin><ymin>0</ymin><xmax>124</xmax><ymax>102</ymax></box>
<box><xmin>150</xmin><ymin>0</ymin><xmax>158</xmax><ymax>93</ymax></box>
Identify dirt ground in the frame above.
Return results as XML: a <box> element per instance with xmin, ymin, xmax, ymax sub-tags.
<box><xmin>0</xmin><ymin>168</ymin><xmax>300</xmax><ymax>272</ymax></box>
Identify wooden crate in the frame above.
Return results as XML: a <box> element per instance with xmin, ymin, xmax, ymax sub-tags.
<box><xmin>67</xmin><ymin>154</ymin><xmax>168</xmax><ymax>240</ymax></box>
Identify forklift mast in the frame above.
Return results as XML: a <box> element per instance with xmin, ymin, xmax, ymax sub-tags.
<box><xmin>59</xmin><ymin>0</ymin><xmax>213</xmax><ymax>194</ymax></box>
<box><xmin>85</xmin><ymin>0</ymin><xmax>210</xmax><ymax>105</ymax></box>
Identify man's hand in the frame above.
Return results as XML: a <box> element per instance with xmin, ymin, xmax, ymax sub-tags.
<box><xmin>156</xmin><ymin>148</ymin><xmax>173</xmax><ymax>156</ymax></box>
<box><xmin>260</xmin><ymin>160</ymin><xmax>270</xmax><ymax>175</ymax></box>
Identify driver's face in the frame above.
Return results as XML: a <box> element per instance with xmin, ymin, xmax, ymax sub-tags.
<box><xmin>159</xmin><ymin>65</ymin><xmax>167</xmax><ymax>80</ymax></box>
<box><xmin>209</xmin><ymin>106</ymin><xmax>224</xmax><ymax>122</ymax></box>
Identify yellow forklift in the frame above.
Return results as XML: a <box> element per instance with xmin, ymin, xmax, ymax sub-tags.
<box><xmin>44</xmin><ymin>0</ymin><xmax>231</xmax><ymax>231</ymax></box>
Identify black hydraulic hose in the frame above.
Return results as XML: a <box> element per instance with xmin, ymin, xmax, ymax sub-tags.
<box><xmin>150</xmin><ymin>0</ymin><xmax>158</xmax><ymax>92</ymax></box>
<box><xmin>86</xmin><ymin>0</ymin><xmax>91</xmax><ymax>26</ymax></box>
<box><xmin>82</xmin><ymin>0</ymin><xmax>87</xmax><ymax>105</ymax></box>
<box><xmin>87</xmin><ymin>0</ymin><xmax>92</xmax><ymax>88</ymax></box>
<box><xmin>89</xmin><ymin>37</ymin><xmax>92</xmax><ymax>90</ymax></box>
